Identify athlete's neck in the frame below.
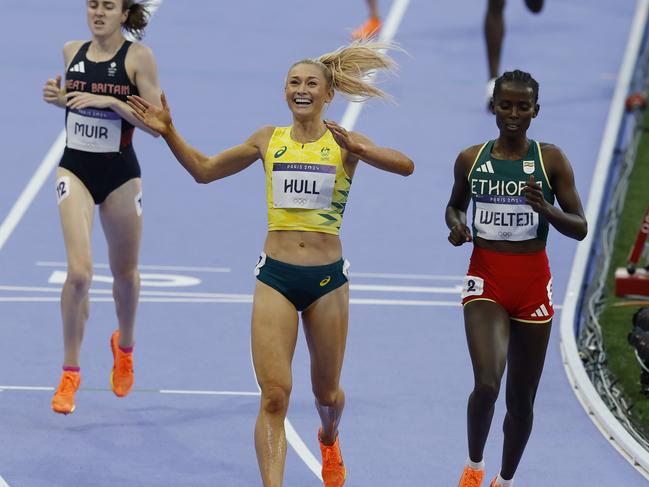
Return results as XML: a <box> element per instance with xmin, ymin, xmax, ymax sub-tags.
<box><xmin>492</xmin><ymin>136</ymin><xmax>530</xmax><ymax>160</ymax></box>
<box><xmin>290</xmin><ymin>119</ymin><xmax>327</xmax><ymax>144</ymax></box>
<box><xmin>89</xmin><ymin>34</ymin><xmax>125</xmax><ymax>61</ymax></box>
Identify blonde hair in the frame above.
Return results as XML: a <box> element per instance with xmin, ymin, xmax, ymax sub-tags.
<box><xmin>292</xmin><ymin>40</ymin><xmax>399</xmax><ymax>101</ymax></box>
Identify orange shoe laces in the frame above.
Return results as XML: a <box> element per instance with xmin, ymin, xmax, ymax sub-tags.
<box><xmin>116</xmin><ymin>351</ymin><xmax>133</xmax><ymax>374</ymax></box>
<box><xmin>57</xmin><ymin>372</ymin><xmax>79</xmax><ymax>394</ymax></box>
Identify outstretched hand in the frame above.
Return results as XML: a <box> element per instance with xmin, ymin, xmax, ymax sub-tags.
<box><xmin>324</xmin><ymin>120</ymin><xmax>364</xmax><ymax>154</ymax></box>
<box><xmin>127</xmin><ymin>92</ymin><xmax>172</xmax><ymax>136</ymax></box>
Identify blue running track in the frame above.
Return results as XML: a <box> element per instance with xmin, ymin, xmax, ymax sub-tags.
<box><xmin>0</xmin><ymin>1</ymin><xmax>646</xmax><ymax>485</ymax></box>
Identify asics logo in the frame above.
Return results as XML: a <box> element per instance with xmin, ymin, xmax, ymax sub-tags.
<box><xmin>320</xmin><ymin>276</ymin><xmax>331</xmax><ymax>287</ymax></box>
<box><xmin>274</xmin><ymin>146</ymin><xmax>288</xmax><ymax>158</ymax></box>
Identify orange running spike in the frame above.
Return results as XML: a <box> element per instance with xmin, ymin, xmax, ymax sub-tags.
<box><xmin>319</xmin><ymin>429</ymin><xmax>347</xmax><ymax>487</ymax></box>
<box><xmin>52</xmin><ymin>370</ymin><xmax>81</xmax><ymax>415</ymax></box>
<box><xmin>110</xmin><ymin>330</ymin><xmax>134</xmax><ymax>397</ymax></box>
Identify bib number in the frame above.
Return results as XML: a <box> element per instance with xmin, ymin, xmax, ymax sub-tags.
<box><xmin>66</xmin><ymin>108</ymin><xmax>121</xmax><ymax>153</ymax></box>
<box><xmin>272</xmin><ymin>163</ymin><xmax>336</xmax><ymax>209</ymax></box>
<box><xmin>56</xmin><ymin>176</ymin><xmax>70</xmax><ymax>205</ymax></box>
<box><xmin>461</xmin><ymin>275</ymin><xmax>484</xmax><ymax>298</ymax></box>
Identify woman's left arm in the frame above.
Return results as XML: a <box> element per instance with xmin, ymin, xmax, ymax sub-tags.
<box><xmin>65</xmin><ymin>43</ymin><xmax>162</xmax><ymax>137</ymax></box>
<box><xmin>325</xmin><ymin>120</ymin><xmax>414</xmax><ymax>176</ymax></box>
<box><xmin>523</xmin><ymin>144</ymin><xmax>587</xmax><ymax>241</ymax></box>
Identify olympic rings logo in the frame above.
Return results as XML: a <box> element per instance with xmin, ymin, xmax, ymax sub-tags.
<box><xmin>498</xmin><ymin>231</ymin><xmax>512</xmax><ymax>238</ymax></box>
<box><xmin>293</xmin><ymin>198</ymin><xmax>308</xmax><ymax>206</ymax></box>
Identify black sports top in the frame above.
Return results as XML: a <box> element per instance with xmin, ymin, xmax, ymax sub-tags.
<box><xmin>64</xmin><ymin>40</ymin><xmax>139</xmax><ymax>152</ymax></box>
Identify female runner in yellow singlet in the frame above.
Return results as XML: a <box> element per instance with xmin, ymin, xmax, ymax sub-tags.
<box><xmin>127</xmin><ymin>41</ymin><xmax>413</xmax><ymax>487</ymax></box>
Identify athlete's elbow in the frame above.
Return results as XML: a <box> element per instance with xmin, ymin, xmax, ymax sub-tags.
<box><xmin>400</xmin><ymin>158</ymin><xmax>414</xmax><ymax>176</ymax></box>
<box><xmin>578</xmin><ymin>223</ymin><xmax>588</xmax><ymax>241</ymax></box>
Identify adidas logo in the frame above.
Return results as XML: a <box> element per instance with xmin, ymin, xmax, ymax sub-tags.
<box><xmin>531</xmin><ymin>304</ymin><xmax>550</xmax><ymax>318</ymax></box>
<box><xmin>69</xmin><ymin>61</ymin><xmax>85</xmax><ymax>73</ymax></box>
<box><xmin>475</xmin><ymin>161</ymin><xmax>494</xmax><ymax>174</ymax></box>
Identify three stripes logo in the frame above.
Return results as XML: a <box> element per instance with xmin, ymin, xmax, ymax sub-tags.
<box><xmin>531</xmin><ymin>304</ymin><xmax>550</xmax><ymax>318</ymax></box>
<box><xmin>475</xmin><ymin>160</ymin><xmax>495</xmax><ymax>174</ymax></box>
<box><xmin>69</xmin><ymin>61</ymin><xmax>85</xmax><ymax>73</ymax></box>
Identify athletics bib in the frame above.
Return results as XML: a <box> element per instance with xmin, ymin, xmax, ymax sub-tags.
<box><xmin>474</xmin><ymin>195</ymin><xmax>538</xmax><ymax>241</ymax></box>
<box><xmin>66</xmin><ymin>108</ymin><xmax>121</xmax><ymax>153</ymax></box>
<box><xmin>272</xmin><ymin>163</ymin><xmax>336</xmax><ymax>209</ymax></box>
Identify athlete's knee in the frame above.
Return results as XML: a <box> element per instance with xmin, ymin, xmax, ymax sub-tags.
<box><xmin>313</xmin><ymin>386</ymin><xmax>343</xmax><ymax>408</ymax></box>
<box><xmin>112</xmin><ymin>267</ymin><xmax>140</xmax><ymax>288</ymax></box>
<box><xmin>471</xmin><ymin>381</ymin><xmax>500</xmax><ymax>406</ymax></box>
<box><xmin>487</xmin><ymin>0</ymin><xmax>506</xmax><ymax>14</ymax></box>
<box><xmin>260</xmin><ymin>384</ymin><xmax>291</xmax><ymax>415</ymax></box>
<box><xmin>506</xmin><ymin>390</ymin><xmax>536</xmax><ymax>419</ymax></box>
<box><xmin>65</xmin><ymin>266</ymin><xmax>93</xmax><ymax>293</ymax></box>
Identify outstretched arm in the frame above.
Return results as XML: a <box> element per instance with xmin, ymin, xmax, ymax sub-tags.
<box><xmin>523</xmin><ymin>145</ymin><xmax>587</xmax><ymax>241</ymax></box>
<box><xmin>127</xmin><ymin>93</ymin><xmax>268</xmax><ymax>183</ymax></box>
<box><xmin>445</xmin><ymin>149</ymin><xmax>474</xmax><ymax>246</ymax></box>
<box><xmin>325</xmin><ymin>120</ymin><xmax>414</xmax><ymax>176</ymax></box>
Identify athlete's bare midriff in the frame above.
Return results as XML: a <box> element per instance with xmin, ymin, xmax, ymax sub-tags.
<box><xmin>264</xmin><ymin>230</ymin><xmax>342</xmax><ymax>265</ymax></box>
<box><xmin>474</xmin><ymin>236</ymin><xmax>546</xmax><ymax>254</ymax></box>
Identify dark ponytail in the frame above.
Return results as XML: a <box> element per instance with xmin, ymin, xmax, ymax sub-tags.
<box><xmin>122</xmin><ymin>0</ymin><xmax>150</xmax><ymax>40</ymax></box>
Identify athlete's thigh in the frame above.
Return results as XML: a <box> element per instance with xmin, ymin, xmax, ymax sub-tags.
<box><xmin>56</xmin><ymin>167</ymin><xmax>95</xmax><ymax>268</ymax></box>
<box><xmin>464</xmin><ymin>300</ymin><xmax>511</xmax><ymax>381</ymax></box>
<box><xmin>99</xmin><ymin>178</ymin><xmax>142</xmax><ymax>273</ymax></box>
<box><xmin>251</xmin><ymin>280</ymin><xmax>300</xmax><ymax>389</ymax></box>
<box><xmin>301</xmin><ymin>283</ymin><xmax>349</xmax><ymax>388</ymax></box>
<box><xmin>506</xmin><ymin>319</ymin><xmax>552</xmax><ymax>390</ymax></box>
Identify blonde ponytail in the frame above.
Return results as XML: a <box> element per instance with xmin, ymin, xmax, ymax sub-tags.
<box><xmin>294</xmin><ymin>40</ymin><xmax>400</xmax><ymax>101</ymax></box>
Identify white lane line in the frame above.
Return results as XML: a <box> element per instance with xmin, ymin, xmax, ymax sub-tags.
<box><xmin>560</xmin><ymin>0</ymin><xmax>649</xmax><ymax>478</ymax></box>
<box><xmin>340</xmin><ymin>0</ymin><xmax>412</xmax><ymax>131</ymax></box>
<box><xmin>0</xmin><ymin>131</ymin><xmax>66</xmax><ymax>252</ymax></box>
<box><xmin>0</xmin><ymin>385</ymin><xmax>258</xmax><ymax>397</ymax></box>
<box><xmin>160</xmin><ymin>389</ymin><xmax>260</xmax><ymax>397</ymax></box>
<box><xmin>351</xmin><ymin>284</ymin><xmax>462</xmax><ymax>293</ymax></box>
<box><xmin>36</xmin><ymin>261</ymin><xmax>231</xmax><ymax>273</ymax></box>
<box><xmin>0</xmin><ymin>284</ymin><xmax>461</xmax><ymax>296</ymax></box>
<box><xmin>350</xmin><ymin>272</ymin><xmax>464</xmax><ymax>280</ymax></box>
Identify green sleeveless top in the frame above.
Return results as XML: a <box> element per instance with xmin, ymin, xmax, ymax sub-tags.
<box><xmin>468</xmin><ymin>139</ymin><xmax>555</xmax><ymax>242</ymax></box>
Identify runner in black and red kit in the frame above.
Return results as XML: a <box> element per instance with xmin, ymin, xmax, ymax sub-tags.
<box><xmin>447</xmin><ymin>70</ymin><xmax>587</xmax><ymax>487</ymax></box>
<box><xmin>42</xmin><ymin>0</ymin><xmax>161</xmax><ymax>415</ymax></box>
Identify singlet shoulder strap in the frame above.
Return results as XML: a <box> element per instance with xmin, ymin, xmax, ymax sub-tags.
<box><xmin>467</xmin><ymin>140</ymin><xmax>493</xmax><ymax>180</ymax></box>
<box><xmin>116</xmin><ymin>40</ymin><xmax>133</xmax><ymax>59</ymax></box>
<box><xmin>70</xmin><ymin>41</ymin><xmax>92</xmax><ymax>63</ymax></box>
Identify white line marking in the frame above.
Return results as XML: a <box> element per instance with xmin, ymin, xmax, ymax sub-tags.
<box><xmin>340</xmin><ymin>0</ymin><xmax>411</xmax><ymax>131</ymax></box>
<box><xmin>36</xmin><ymin>261</ymin><xmax>231</xmax><ymax>273</ymax></box>
<box><xmin>351</xmin><ymin>284</ymin><xmax>462</xmax><ymax>293</ymax></box>
<box><xmin>0</xmin><ymin>131</ymin><xmax>66</xmax><ymax>252</ymax></box>
<box><xmin>560</xmin><ymin>0</ymin><xmax>649</xmax><ymax>478</ymax></box>
<box><xmin>0</xmin><ymin>385</ymin><xmax>259</xmax><ymax>397</ymax></box>
<box><xmin>350</xmin><ymin>272</ymin><xmax>464</xmax><ymax>280</ymax></box>
<box><xmin>159</xmin><ymin>389</ymin><xmax>260</xmax><ymax>396</ymax></box>
<box><xmin>0</xmin><ymin>386</ymin><xmax>55</xmax><ymax>392</ymax></box>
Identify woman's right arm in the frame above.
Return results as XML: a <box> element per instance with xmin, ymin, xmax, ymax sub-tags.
<box><xmin>42</xmin><ymin>41</ymin><xmax>82</xmax><ymax>109</ymax></box>
<box><xmin>127</xmin><ymin>93</ymin><xmax>271</xmax><ymax>183</ymax></box>
<box><xmin>445</xmin><ymin>148</ymin><xmax>475</xmax><ymax>246</ymax></box>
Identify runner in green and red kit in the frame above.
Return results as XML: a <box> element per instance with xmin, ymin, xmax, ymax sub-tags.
<box><xmin>446</xmin><ymin>70</ymin><xmax>587</xmax><ymax>487</ymax></box>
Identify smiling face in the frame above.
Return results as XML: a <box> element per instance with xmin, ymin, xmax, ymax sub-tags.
<box><xmin>86</xmin><ymin>0</ymin><xmax>128</xmax><ymax>38</ymax></box>
<box><xmin>491</xmin><ymin>81</ymin><xmax>539</xmax><ymax>138</ymax></box>
<box><xmin>284</xmin><ymin>62</ymin><xmax>334</xmax><ymax>122</ymax></box>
